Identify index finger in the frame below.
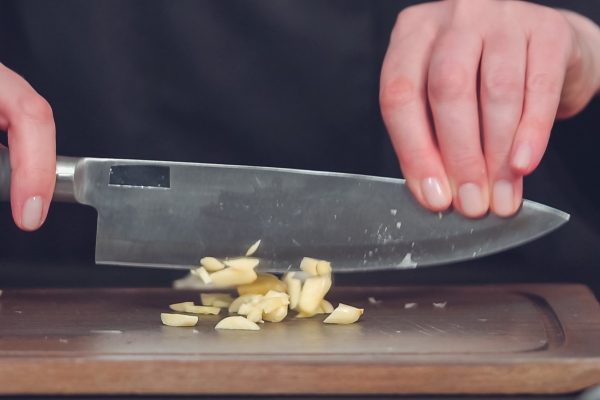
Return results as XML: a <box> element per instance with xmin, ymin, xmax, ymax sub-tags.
<box><xmin>0</xmin><ymin>63</ymin><xmax>56</xmax><ymax>231</ymax></box>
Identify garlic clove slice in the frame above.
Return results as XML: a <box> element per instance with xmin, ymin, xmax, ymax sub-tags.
<box><xmin>245</xmin><ymin>239</ymin><xmax>261</xmax><ymax>256</ymax></box>
<box><xmin>297</xmin><ymin>273</ymin><xmax>332</xmax><ymax>315</ymax></box>
<box><xmin>200</xmin><ymin>257</ymin><xmax>225</xmax><ymax>272</ymax></box>
<box><xmin>316</xmin><ymin>260</ymin><xmax>332</xmax><ymax>275</ymax></box>
<box><xmin>263</xmin><ymin>305</ymin><xmax>287</xmax><ymax>322</ymax></box>
<box><xmin>228</xmin><ymin>294</ymin><xmax>261</xmax><ymax>313</ymax></box>
<box><xmin>223</xmin><ymin>257</ymin><xmax>260</xmax><ymax>270</ymax></box>
<box><xmin>210</xmin><ymin>267</ymin><xmax>258</xmax><ymax>287</ymax></box>
<box><xmin>300</xmin><ymin>257</ymin><xmax>319</xmax><ymax>275</ymax></box>
<box><xmin>215</xmin><ymin>316</ymin><xmax>260</xmax><ymax>331</ymax></box>
<box><xmin>169</xmin><ymin>302</ymin><xmax>194</xmax><ymax>312</ymax></box>
<box><xmin>323</xmin><ymin>303</ymin><xmax>364</xmax><ymax>324</ymax></box>
<box><xmin>183</xmin><ymin>304</ymin><xmax>221</xmax><ymax>315</ymax></box>
<box><xmin>320</xmin><ymin>299</ymin><xmax>335</xmax><ymax>314</ymax></box>
<box><xmin>286</xmin><ymin>277</ymin><xmax>301</xmax><ymax>310</ymax></box>
<box><xmin>161</xmin><ymin>313</ymin><xmax>198</xmax><ymax>327</ymax></box>
<box><xmin>246</xmin><ymin>307</ymin><xmax>264</xmax><ymax>323</ymax></box>
<box><xmin>195</xmin><ymin>267</ymin><xmax>212</xmax><ymax>284</ymax></box>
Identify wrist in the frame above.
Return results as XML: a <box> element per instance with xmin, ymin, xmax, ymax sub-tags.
<box><xmin>558</xmin><ymin>9</ymin><xmax>600</xmax><ymax>117</ymax></box>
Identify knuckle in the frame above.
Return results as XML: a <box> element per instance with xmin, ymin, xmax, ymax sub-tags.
<box><xmin>526</xmin><ymin>71</ymin><xmax>562</xmax><ymax>96</ymax></box>
<box><xmin>380</xmin><ymin>76</ymin><xmax>418</xmax><ymax>112</ymax></box>
<box><xmin>483</xmin><ymin>70</ymin><xmax>522</xmax><ymax>102</ymax></box>
<box><xmin>399</xmin><ymin>145</ymin><xmax>433</xmax><ymax>171</ymax></box>
<box><xmin>428</xmin><ymin>62</ymin><xmax>473</xmax><ymax>101</ymax></box>
<box><xmin>445</xmin><ymin>150</ymin><xmax>484</xmax><ymax>177</ymax></box>
<box><xmin>14</xmin><ymin>94</ymin><xmax>53</xmax><ymax>122</ymax></box>
<box><xmin>520</xmin><ymin>116</ymin><xmax>552</xmax><ymax>136</ymax></box>
<box><xmin>392</xmin><ymin>4</ymin><xmax>437</xmax><ymax>43</ymax></box>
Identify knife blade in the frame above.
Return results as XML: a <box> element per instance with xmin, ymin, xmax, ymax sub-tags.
<box><xmin>0</xmin><ymin>148</ymin><xmax>569</xmax><ymax>272</ymax></box>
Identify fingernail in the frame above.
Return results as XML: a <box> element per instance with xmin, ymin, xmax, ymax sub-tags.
<box><xmin>493</xmin><ymin>180</ymin><xmax>514</xmax><ymax>216</ymax></box>
<box><xmin>22</xmin><ymin>196</ymin><xmax>43</xmax><ymax>230</ymax></box>
<box><xmin>458</xmin><ymin>183</ymin><xmax>485</xmax><ymax>217</ymax></box>
<box><xmin>513</xmin><ymin>142</ymin><xmax>531</xmax><ymax>171</ymax></box>
<box><xmin>421</xmin><ymin>177</ymin><xmax>447</xmax><ymax>209</ymax></box>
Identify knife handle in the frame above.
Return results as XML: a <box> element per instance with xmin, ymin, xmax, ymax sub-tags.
<box><xmin>0</xmin><ymin>147</ymin><xmax>79</xmax><ymax>203</ymax></box>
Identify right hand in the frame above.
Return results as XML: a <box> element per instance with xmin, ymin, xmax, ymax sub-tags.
<box><xmin>380</xmin><ymin>1</ymin><xmax>600</xmax><ymax>218</ymax></box>
<box><xmin>0</xmin><ymin>63</ymin><xmax>55</xmax><ymax>231</ymax></box>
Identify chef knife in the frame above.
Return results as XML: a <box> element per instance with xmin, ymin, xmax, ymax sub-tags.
<box><xmin>0</xmin><ymin>148</ymin><xmax>568</xmax><ymax>272</ymax></box>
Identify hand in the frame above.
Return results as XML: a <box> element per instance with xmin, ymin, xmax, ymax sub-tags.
<box><xmin>380</xmin><ymin>0</ymin><xmax>600</xmax><ymax>217</ymax></box>
<box><xmin>0</xmin><ymin>63</ymin><xmax>55</xmax><ymax>230</ymax></box>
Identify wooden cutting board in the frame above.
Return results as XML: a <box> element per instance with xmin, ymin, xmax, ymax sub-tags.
<box><xmin>0</xmin><ymin>284</ymin><xmax>599</xmax><ymax>395</ymax></box>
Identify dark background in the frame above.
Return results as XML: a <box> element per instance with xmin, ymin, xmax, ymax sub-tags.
<box><xmin>0</xmin><ymin>0</ymin><xmax>599</xmax><ymax>295</ymax></box>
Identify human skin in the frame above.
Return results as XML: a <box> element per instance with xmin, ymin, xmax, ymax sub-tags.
<box><xmin>380</xmin><ymin>0</ymin><xmax>600</xmax><ymax>217</ymax></box>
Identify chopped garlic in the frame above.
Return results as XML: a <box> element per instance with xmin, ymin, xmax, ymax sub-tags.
<box><xmin>183</xmin><ymin>304</ymin><xmax>221</xmax><ymax>315</ymax></box>
<box><xmin>263</xmin><ymin>305</ymin><xmax>287</xmax><ymax>322</ymax></box>
<box><xmin>228</xmin><ymin>294</ymin><xmax>261</xmax><ymax>313</ymax></box>
<box><xmin>246</xmin><ymin>307</ymin><xmax>263</xmax><ymax>323</ymax></box>
<box><xmin>169</xmin><ymin>302</ymin><xmax>194</xmax><ymax>312</ymax></box>
<box><xmin>316</xmin><ymin>260</ymin><xmax>332</xmax><ymax>275</ymax></box>
<box><xmin>297</xmin><ymin>274</ymin><xmax>332</xmax><ymax>316</ymax></box>
<box><xmin>368</xmin><ymin>297</ymin><xmax>381</xmax><ymax>305</ymax></box>
<box><xmin>161</xmin><ymin>313</ymin><xmax>198</xmax><ymax>327</ymax></box>
<box><xmin>285</xmin><ymin>275</ymin><xmax>302</xmax><ymax>310</ymax></box>
<box><xmin>200</xmin><ymin>293</ymin><xmax>234</xmax><ymax>307</ymax></box>
<box><xmin>245</xmin><ymin>239</ymin><xmax>261</xmax><ymax>256</ymax></box>
<box><xmin>237</xmin><ymin>302</ymin><xmax>254</xmax><ymax>316</ymax></box>
<box><xmin>210</xmin><ymin>266</ymin><xmax>258</xmax><ymax>287</ymax></box>
<box><xmin>404</xmin><ymin>303</ymin><xmax>417</xmax><ymax>309</ymax></box>
<box><xmin>237</xmin><ymin>273</ymin><xmax>287</xmax><ymax>296</ymax></box>
<box><xmin>433</xmin><ymin>302</ymin><xmax>447</xmax><ymax>308</ymax></box>
<box><xmin>201</xmin><ymin>257</ymin><xmax>225</xmax><ymax>272</ymax></box>
<box><xmin>323</xmin><ymin>303</ymin><xmax>363</xmax><ymax>324</ymax></box>
<box><xmin>320</xmin><ymin>299</ymin><xmax>334</xmax><ymax>314</ymax></box>
<box><xmin>195</xmin><ymin>266</ymin><xmax>212</xmax><ymax>284</ymax></box>
<box><xmin>215</xmin><ymin>316</ymin><xmax>260</xmax><ymax>331</ymax></box>
<box><xmin>223</xmin><ymin>257</ymin><xmax>260</xmax><ymax>270</ymax></box>
<box><xmin>300</xmin><ymin>257</ymin><xmax>319</xmax><ymax>276</ymax></box>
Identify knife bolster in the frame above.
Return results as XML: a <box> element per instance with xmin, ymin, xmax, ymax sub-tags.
<box><xmin>53</xmin><ymin>156</ymin><xmax>79</xmax><ymax>202</ymax></box>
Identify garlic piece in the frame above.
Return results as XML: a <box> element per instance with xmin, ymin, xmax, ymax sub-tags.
<box><xmin>316</xmin><ymin>260</ymin><xmax>332</xmax><ymax>275</ymax></box>
<box><xmin>210</xmin><ymin>266</ymin><xmax>258</xmax><ymax>287</ymax></box>
<box><xmin>237</xmin><ymin>302</ymin><xmax>255</xmax><ymax>316</ymax></box>
<box><xmin>300</xmin><ymin>257</ymin><xmax>319</xmax><ymax>276</ymax></box>
<box><xmin>183</xmin><ymin>304</ymin><xmax>221</xmax><ymax>315</ymax></box>
<box><xmin>228</xmin><ymin>294</ymin><xmax>261</xmax><ymax>313</ymax></box>
<box><xmin>237</xmin><ymin>273</ymin><xmax>287</xmax><ymax>296</ymax></box>
<box><xmin>223</xmin><ymin>257</ymin><xmax>260</xmax><ymax>270</ymax></box>
<box><xmin>320</xmin><ymin>299</ymin><xmax>334</xmax><ymax>314</ymax></box>
<box><xmin>245</xmin><ymin>239</ymin><xmax>261</xmax><ymax>256</ymax></box>
<box><xmin>285</xmin><ymin>275</ymin><xmax>302</xmax><ymax>310</ymax></box>
<box><xmin>297</xmin><ymin>274</ymin><xmax>332</xmax><ymax>315</ymax></box>
<box><xmin>200</xmin><ymin>293</ymin><xmax>234</xmax><ymax>307</ymax></box>
<box><xmin>161</xmin><ymin>313</ymin><xmax>198</xmax><ymax>327</ymax></box>
<box><xmin>195</xmin><ymin>267</ymin><xmax>212</xmax><ymax>284</ymax></box>
<box><xmin>246</xmin><ymin>307</ymin><xmax>264</xmax><ymax>323</ymax></box>
<box><xmin>215</xmin><ymin>316</ymin><xmax>260</xmax><ymax>331</ymax></box>
<box><xmin>169</xmin><ymin>302</ymin><xmax>194</xmax><ymax>312</ymax></box>
<box><xmin>260</xmin><ymin>296</ymin><xmax>289</xmax><ymax>313</ymax></box>
<box><xmin>263</xmin><ymin>305</ymin><xmax>287</xmax><ymax>322</ymax></box>
<box><xmin>201</xmin><ymin>257</ymin><xmax>225</xmax><ymax>272</ymax></box>
<box><xmin>323</xmin><ymin>303</ymin><xmax>363</xmax><ymax>324</ymax></box>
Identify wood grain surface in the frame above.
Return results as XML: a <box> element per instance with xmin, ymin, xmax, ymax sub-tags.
<box><xmin>0</xmin><ymin>284</ymin><xmax>598</xmax><ymax>395</ymax></box>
